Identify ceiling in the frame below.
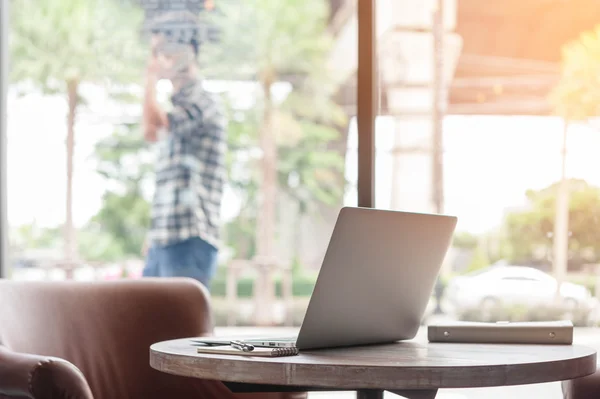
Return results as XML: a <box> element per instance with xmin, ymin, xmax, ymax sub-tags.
<box><xmin>456</xmin><ymin>0</ymin><xmax>600</xmax><ymax>63</ymax></box>
<box><xmin>449</xmin><ymin>0</ymin><xmax>600</xmax><ymax>114</ymax></box>
<box><xmin>329</xmin><ymin>0</ymin><xmax>600</xmax><ymax>115</ymax></box>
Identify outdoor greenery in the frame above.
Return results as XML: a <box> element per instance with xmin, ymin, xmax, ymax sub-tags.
<box><xmin>210</xmin><ymin>273</ymin><xmax>317</xmax><ymax>298</ymax></box>
<box><xmin>452</xmin><ymin>232</ymin><xmax>479</xmax><ymax>250</ymax></box>
<box><xmin>463</xmin><ymin>246</ymin><xmax>491</xmax><ymax>274</ymax></box>
<box><xmin>10</xmin><ymin>0</ymin><xmax>146</xmax><ymax>269</ymax></box>
<box><xmin>9</xmin><ymin>121</ymin><xmax>152</xmax><ymax>263</ymax></box>
<box><xmin>203</xmin><ymin>0</ymin><xmax>346</xmax><ymax>266</ymax></box>
<box><xmin>547</xmin><ymin>25</ymin><xmax>600</xmax><ymax>283</ymax></box>
<box><xmin>9</xmin><ymin>0</ymin><xmax>600</xmax><ymax>332</ymax></box>
<box><xmin>223</xmin><ymin>97</ymin><xmax>345</xmax><ymax>260</ymax></box>
<box><xmin>11</xmin><ymin>3</ymin><xmax>600</xmax><ymax>331</ymax></box>
<box><xmin>12</xmin><ymin>224</ymin><xmax>61</xmax><ymax>250</ymax></box>
<box><xmin>550</xmin><ymin>24</ymin><xmax>600</xmax><ymax>121</ymax></box>
<box><xmin>86</xmin><ymin>123</ymin><xmax>153</xmax><ymax>260</ymax></box>
<box><xmin>9</xmin><ymin>0</ymin><xmax>346</xmax><ymax>273</ymax></box>
<box><xmin>504</xmin><ymin>179</ymin><xmax>600</xmax><ymax>266</ymax></box>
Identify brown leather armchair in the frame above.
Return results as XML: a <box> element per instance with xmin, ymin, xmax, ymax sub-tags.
<box><xmin>0</xmin><ymin>278</ymin><xmax>306</xmax><ymax>399</ymax></box>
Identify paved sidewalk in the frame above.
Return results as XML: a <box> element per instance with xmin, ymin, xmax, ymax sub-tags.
<box><xmin>214</xmin><ymin>325</ymin><xmax>600</xmax><ymax>399</ymax></box>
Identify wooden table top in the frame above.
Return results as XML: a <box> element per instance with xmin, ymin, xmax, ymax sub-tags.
<box><xmin>150</xmin><ymin>338</ymin><xmax>597</xmax><ymax>391</ymax></box>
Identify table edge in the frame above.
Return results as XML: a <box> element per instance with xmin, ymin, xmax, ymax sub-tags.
<box><xmin>149</xmin><ymin>340</ymin><xmax>598</xmax><ymax>390</ymax></box>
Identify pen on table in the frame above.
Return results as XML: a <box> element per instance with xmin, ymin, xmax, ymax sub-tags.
<box><xmin>230</xmin><ymin>340</ymin><xmax>254</xmax><ymax>352</ymax></box>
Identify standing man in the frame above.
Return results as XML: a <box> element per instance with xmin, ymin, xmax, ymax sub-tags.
<box><xmin>142</xmin><ymin>11</ymin><xmax>226</xmax><ymax>290</ymax></box>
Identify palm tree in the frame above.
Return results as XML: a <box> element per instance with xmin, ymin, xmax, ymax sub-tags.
<box><xmin>203</xmin><ymin>0</ymin><xmax>346</xmax><ymax>324</ymax></box>
<box><xmin>10</xmin><ymin>0</ymin><xmax>145</xmax><ymax>276</ymax></box>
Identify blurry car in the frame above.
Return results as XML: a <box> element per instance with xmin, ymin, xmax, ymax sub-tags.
<box><xmin>444</xmin><ymin>265</ymin><xmax>596</xmax><ymax>313</ymax></box>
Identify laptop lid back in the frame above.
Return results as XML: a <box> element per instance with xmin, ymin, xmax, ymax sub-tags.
<box><xmin>295</xmin><ymin>207</ymin><xmax>457</xmax><ymax>350</ymax></box>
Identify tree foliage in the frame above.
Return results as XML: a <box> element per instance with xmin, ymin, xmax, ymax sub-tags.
<box><xmin>504</xmin><ymin>180</ymin><xmax>600</xmax><ymax>264</ymax></box>
<box><xmin>226</xmin><ymin>102</ymin><xmax>345</xmax><ymax>211</ymax></box>
<box><xmin>10</xmin><ymin>0</ymin><xmax>147</xmax><ymax>267</ymax></box>
<box><xmin>10</xmin><ymin>0</ymin><xmax>145</xmax><ymax>90</ymax></box>
<box><xmin>550</xmin><ymin>25</ymin><xmax>600</xmax><ymax>121</ymax></box>
<box><xmin>12</xmin><ymin>223</ymin><xmax>61</xmax><ymax>250</ymax></box>
<box><xmin>203</xmin><ymin>0</ymin><xmax>346</xmax><ymax>131</ymax></box>
<box><xmin>10</xmin><ymin>0</ymin><xmax>348</xmax><ymax>268</ymax></box>
<box><xmin>224</xmin><ymin>100</ymin><xmax>345</xmax><ymax>259</ymax></box>
<box><xmin>464</xmin><ymin>246</ymin><xmax>491</xmax><ymax>274</ymax></box>
<box><xmin>88</xmin><ymin>123</ymin><xmax>153</xmax><ymax>260</ymax></box>
<box><xmin>452</xmin><ymin>231</ymin><xmax>479</xmax><ymax>250</ymax></box>
<box><xmin>203</xmin><ymin>0</ymin><xmax>347</xmax><ymax>262</ymax></box>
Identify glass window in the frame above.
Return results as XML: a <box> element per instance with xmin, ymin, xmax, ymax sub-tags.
<box><xmin>4</xmin><ymin>0</ymin><xmax>357</xmax><ymax>328</ymax></box>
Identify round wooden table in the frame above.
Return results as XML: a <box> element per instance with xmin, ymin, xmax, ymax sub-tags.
<box><xmin>150</xmin><ymin>338</ymin><xmax>597</xmax><ymax>399</ymax></box>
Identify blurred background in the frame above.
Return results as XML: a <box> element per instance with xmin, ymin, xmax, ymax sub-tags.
<box><xmin>5</xmin><ymin>0</ymin><xmax>600</xmax><ymax>349</ymax></box>
<box><xmin>9</xmin><ymin>1</ymin><xmax>600</xmax><ymax>397</ymax></box>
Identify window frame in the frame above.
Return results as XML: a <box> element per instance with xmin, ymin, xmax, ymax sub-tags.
<box><xmin>0</xmin><ymin>0</ymin><xmax>8</xmax><ymax>279</ymax></box>
<box><xmin>356</xmin><ymin>0</ymin><xmax>377</xmax><ymax>208</ymax></box>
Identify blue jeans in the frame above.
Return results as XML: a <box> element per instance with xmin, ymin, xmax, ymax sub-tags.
<box><xmin>143</xmin><ymin>237</ymin><xmax>218</xmax><ymax>290</ymax></box>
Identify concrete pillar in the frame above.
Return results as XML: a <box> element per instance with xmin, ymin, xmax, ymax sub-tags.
<box><xmin>378</xmin><ymin>2</ymin><xmax>462</xmax><ymax>215</ymax></box>
<box><xmin>389</xmin><ymin>117</ymin><xmax>435</xmax><ymax>214</ymax></box>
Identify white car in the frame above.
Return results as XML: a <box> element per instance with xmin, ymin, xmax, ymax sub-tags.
<box><xmin>444</xmin><ymin>265</ymin><xmax>595</xmax><ymax>312</ymax></box>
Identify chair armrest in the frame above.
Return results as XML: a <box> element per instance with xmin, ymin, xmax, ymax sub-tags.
<box><xmin>0</xmin><ymin>345</ymin><xmax>93</xmax><ymax>399</ymax></box>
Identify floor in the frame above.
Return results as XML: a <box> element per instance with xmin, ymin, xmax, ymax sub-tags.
<box><xmin>214</xmin><ymin>325</ymin><xmax>600</xmax><ymax>399</ymax></box>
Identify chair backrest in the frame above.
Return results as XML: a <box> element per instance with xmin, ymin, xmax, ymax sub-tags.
<box><xmin>0</xmin><ymin>278</ymin><xmax>235</xmax><ymax>399</ymax></box>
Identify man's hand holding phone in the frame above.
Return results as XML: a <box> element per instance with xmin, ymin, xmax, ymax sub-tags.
<box><xmin>142</xmin><ymin>52</ymin><xmax>165</xmax><ymax>142</ymax></box>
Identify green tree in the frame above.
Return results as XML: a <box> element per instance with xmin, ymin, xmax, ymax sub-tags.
<box><xmin>548</xmin><ymin>25</ymin><xmax>600</xmax><ymax>287</ymax></box>
<box><xmin>204</xmin><ymin>0</ymin><xmax>345</xmax><ymax>262</ymax></box>
<box><xmin>504</xmin><ymin>180</ymin><xmax>600</xmax><ymax>265</ymax></box>
<box><xmin>465</xmin><ymin>246</ymin><xmax>491</xmax><ymax>274</ymax></box>
<box><xmin>224</xmin><ymin>101</ymin><xmax>344</xmax><ymax>260</ymax></box>
<box><xmin>77</xmin><ymin>225</ymin><xmax>126</xmax><ymax>262</ymax></box>
<box><xmin>223</xmin><ymin>102</ymin><xmax>260</xmax><ymax>260</ymax></box>
<box><xmin>452</xmin><ymin>232</ymin><xmax>479</xmax><ymax>250</ymax></box>
<box><xmin>10</xmin><ymin>0</ymin><xmax>146</xmax><ymax>273</ymax></box>
<box><xmin>12</xmin><ymin>223</ymin><xmax>61</xmax><ymax>250</ymax></box>
<box><xmin>277</xmin><ymin>122</ymin><xmax>344</xmax><ymax>213</ymax></box>
<box><xmin>89</xmin><ymin>123</ymin><xmax>153</xmax><ymax>260</ymax></box>
<box><xmin>204</xmin><ymin>0</ymin><xmax>346</xmax><ymax>324</ymax></box>
<box><xmin>550</xmin><ymin>25</ymin><xmax>600</xmax><ymax>121</ymax></box>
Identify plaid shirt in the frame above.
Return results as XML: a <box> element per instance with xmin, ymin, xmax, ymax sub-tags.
<box><xmin>149</xmin><ymin>78</ymin><xmax>226</xmax><ymax>249</ymax></box>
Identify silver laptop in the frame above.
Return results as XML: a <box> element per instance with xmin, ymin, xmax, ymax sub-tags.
<box><xmin>197</xmin><ymin>206</ymin><xmax>457</xmax><ymax>350</ymax></box>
